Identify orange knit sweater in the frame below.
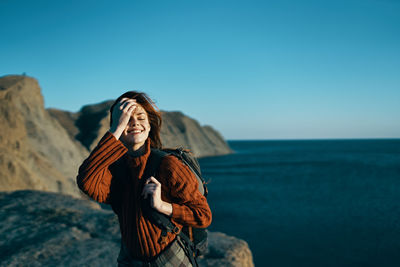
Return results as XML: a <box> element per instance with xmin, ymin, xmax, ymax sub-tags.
<box><xmin>76</xmin><ymin>132</ymin><xmax>212</xmax><ymax>260</ymax></box>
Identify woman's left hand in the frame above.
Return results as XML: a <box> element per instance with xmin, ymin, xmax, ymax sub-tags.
<box><xmin>142</xmin><ymin>177</ymin><xmax>173</xmax><ymax>216</ymax></box>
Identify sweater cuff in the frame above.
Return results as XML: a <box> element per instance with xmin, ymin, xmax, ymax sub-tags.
<box><xmin>171</xmin><ymin>203</ymin><xmax>186</xmax><ymax>221</ymax></box>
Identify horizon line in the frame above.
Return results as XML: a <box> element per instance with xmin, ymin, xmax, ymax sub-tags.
<box><xmin>226</xmin><ymin>137</ymin><xmax>400</xmax><ymax>141</ymax></box>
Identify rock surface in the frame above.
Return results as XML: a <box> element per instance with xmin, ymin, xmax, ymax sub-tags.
<box><xmin>161</xmin><ymin>111</ymin><xmax>232</xmax><ymax>157</ymax></box>
<box><xmin>198</xmin><ymin>232</ymin><xmax>255</xmax><ymax>267</ymax></box>
<box><xmin>0</xmin><ymin>75</ymin><xmax>87</xmax><ymax>198</ymax></box>
<box><xmin>1</xmin><ymin>75</ymin><xmax>231</xmax><ymax>197</ymax></box>
<box><xmin>48</xmin><ymin>101</ymin><xmax>233</xmax><ymax>158</ymax></box>
<box><xmin>0</xmin><ymin>75</ymin><xmax>251</xmax><ymax>266</ymax></box>
<box><xmin>0</xmin><ymin>190</ymin><xmax>254</xmax><ymax>267</ymax></box>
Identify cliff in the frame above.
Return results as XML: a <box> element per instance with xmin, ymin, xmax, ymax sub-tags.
<box><xmin>0</xmin><ymin>190</ymin><xmax>254</xmax><ymax>267</ymax></box>
<box><xmin>161</xmin><ymin>111</ymin><xmax>232</xmax><ymax>157</ymax></box>
<box><xmin>48</xmin><ymin>102</ymin><xmax>233</xmax><ymax>158</ymax></box>
<box><xmin>0</xmin><ymin>75</ymin><xmax>251</xmax><ymax>266</ymax></box>
<box><xmin>0</xmin><ymin>75</ymin><xmax>86</xmax><ymax>198</ymax></box>
<box><xmin>0</xmin><ymin>75</ymin><xmax>231</xmax><ymax>197</ymax></box>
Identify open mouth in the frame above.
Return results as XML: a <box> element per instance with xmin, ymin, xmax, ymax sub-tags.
<box><xmin>128</xmin><ymin>129</ymin><xmax>143</xmax><ymax>135</ymax></box>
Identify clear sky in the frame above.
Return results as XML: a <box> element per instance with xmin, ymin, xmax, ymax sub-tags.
<box><xmin>1</xmin><ymin>0</ymin><xmax>399</xmax><ymax>140</ymax></box>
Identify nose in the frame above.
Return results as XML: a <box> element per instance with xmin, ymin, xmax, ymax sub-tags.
<box><xmin>128</xmin><ymin>117</ymin><xmax>139</xmax><ymax>127</ymax></box>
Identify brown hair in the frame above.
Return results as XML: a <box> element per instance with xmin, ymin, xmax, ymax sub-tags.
<box><xmin>110</xmin><ymin>91</ymin><xmax>162</xmax><ymax>149</ymax></box>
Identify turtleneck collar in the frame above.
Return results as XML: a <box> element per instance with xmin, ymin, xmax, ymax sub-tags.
<box><xmin>126</xmin><ymin>139</ymin><xmax>152</xmax><ymax>169</ymax></box>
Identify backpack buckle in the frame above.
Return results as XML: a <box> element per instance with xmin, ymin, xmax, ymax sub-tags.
<box><xmin>159</xmin><ymin>229</ymin><xmax>168</xmax><ymax>245</ymax></box>
<box><xmin>172</xmin><ymin>226</ymin><xmax>181</xmax><ymax>234</ymax></box>
<box><xmin>159</xmin><ymin>235</ymin><xmax>168</xmax><ymax>245</ymax></box>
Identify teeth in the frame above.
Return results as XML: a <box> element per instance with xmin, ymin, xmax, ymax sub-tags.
<box><xmin>128</xmin><ymin>129</ymin><xmax>142</xmax><ymax>134</ymax></box>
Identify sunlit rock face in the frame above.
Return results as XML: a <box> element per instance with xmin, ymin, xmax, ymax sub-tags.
<box><xmin>0</xmin><ymin>75</ymin><xmax>86</xmax><ymax>197</ymax></box>
<box><xmin>1</xmin><ymin>75</ymin><xmax>231</xmax><ymax>197</ymax></box>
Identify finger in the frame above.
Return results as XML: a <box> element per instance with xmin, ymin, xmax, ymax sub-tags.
<box><xmin>119</xmin><ymin>98</ymin><xmax>129</xmax><ymax>104</ymax></box>
<box><xmin>148</xmin><ymin>186</ymin><xmax>157</xmax><ymax>191</ymax></box>
<box><xmin>119</xmin><ymin>103</ymin><xmax>136</xmax><ymax>114</ymax></box>
<box><xmin>142</xmin><ymin>191</ymin><xmax>155</xmax><ymax>200</ymax></box>
<box><xmin>119</xmin><ymin>101</ymin><xmax>128</xmax><ymax>110</ymax></box>
<box><xmin>119</xmin><ymin>99</ymin><xmax>137</xmax><ymax>109</ymax></box>
<box><xmin>145</xmin><ymin>178</ymin><xmax>155</xmax><ymax>185</ymax></box>
<box><xmin>127</xmin><ymin>104</ymin><xmax>136</xmax><ymax>112</ymax></box>
<box><xmin>122</xmin><ymin>99</ymin><xmax>137</xmax><ymax>105</ymax></box>
<box><xmin>142</xmin><ymin>186</ymin><xmax>150</xmax><ymax>194</ymax></box>
<box><xmin>120</xmin><ymin>98</ymin><xmax>136</xmax><ymax>104</ymax></box>
<box><xmin>146</xmin><ymin>186</ymin><xmax>157</xmax><ymax>191</ymax></box>
<box><xmin>124</xmin><ymin>102</ymin><xmax>137</xmax><ymax>112</ymax></box>
<box><xmin>118</xmin><ymin>98</ymin><xmax>129</xmax><ymax>108</ymax></box>
<box><xmin>121</xmin><ymin>101</ymin><xmax>136</xmax><ymax>110</ymax></box>
<box><xmin>149</xmin><ymin>176</ymin><xmax>161</xmax><ymax>186</ymax></box>
<box><xmin>142</xmin><ymin>186</ymin><xmax>156</xmax><ymax>194</ymax></box>
<box><xmin>142</xmin><ymin>189</ymin><xmax>151</xmax><ymax>198</ymax></box>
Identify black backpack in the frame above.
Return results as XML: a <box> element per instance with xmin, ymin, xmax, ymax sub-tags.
<box><xmin>141</xmin><ymin>147</ymin><xmax>209</xmax><ymax>267</ymax></box>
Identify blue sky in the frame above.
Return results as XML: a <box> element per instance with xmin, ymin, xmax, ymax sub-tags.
<box><xmin>1</xmin><ymin>0</ymin><xmax>399</xmax><ymax>139</ymax></box>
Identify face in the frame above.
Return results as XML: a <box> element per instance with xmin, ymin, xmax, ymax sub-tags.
<box><xmin>120</xmin><ymin>104</ymin><xmax>151</xmax><ymax>151</ymax></box>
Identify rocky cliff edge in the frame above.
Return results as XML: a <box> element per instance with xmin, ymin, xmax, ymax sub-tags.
<box><xmin>0</xmin><ymin>190</ymin><xmax>254</xmax><ymax>267</ymax></box>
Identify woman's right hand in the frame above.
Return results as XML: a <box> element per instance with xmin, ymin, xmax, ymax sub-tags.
<box><xmin>109</xmin><ymin>98</ymin><xmax>137</xmax><ymax>139</ymax></box>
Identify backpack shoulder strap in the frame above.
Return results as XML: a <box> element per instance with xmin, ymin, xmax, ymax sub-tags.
<box><xmin>162</xmin><ymin>148</ymin><xmax>208</xmax><ymax>197</ymax></box>
<box><xmin>141</xmin><ymin>148</ymin><xmax>199</xmax><ymax>266</ymax></box>
<box><xmin>143</xmin><ymin>148</ymin><xmax>168</xmax><ymax>179</ymax></box>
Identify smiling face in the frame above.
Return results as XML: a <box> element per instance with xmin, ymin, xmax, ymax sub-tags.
<box><xmin>119</xmin><ymin>104</ymin><xmax>151</xmax><ymax>151</ymax></box>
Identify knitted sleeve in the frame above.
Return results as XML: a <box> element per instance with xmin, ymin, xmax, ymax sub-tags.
<box><xmin>76</xmin><ymin>131</ymin><xmax>127</xmax><ymax>203</ymax></box>
<box><xmin>159</xmin><ymin>155</ymin><xmax>212</xmax><ymax>228</ymax></box>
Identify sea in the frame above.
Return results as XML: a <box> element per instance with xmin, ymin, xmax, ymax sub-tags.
<box><xmin>198</xmin><ymin>139</ymin><xmax>400</xmax><ymax>267</ymax></box>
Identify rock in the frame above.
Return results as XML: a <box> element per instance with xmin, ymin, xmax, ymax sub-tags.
<box><xmin>1</xmin><ymin>75</ymin><xmax>231</xmax><ymax>197</ymax></box>
<box><xmin>0</xmin><ymin>75</ymin><xmax>250</xmax><ymax>266</ymax></box>
<box><xmin>48</xmin><ymin>100</ymin><xmax>113</xmax><ymax>152</ymax></box>
<box><xmin>0</xmin><ymin>190</ymin><xmax>118</xmax><ymax>267</ymax></box>
<box><xmin>199</xmin><ymin>232</ymin><xmax>254</xmax><ymax>267</ymax></box>
<box><xmin>161</xmin><ymin>111</ymin><xmax>232</xmax><ymax>157</ymax></box>
<box><xmin>0</xmin><ymin>75</ymin><xmax>87</xmax><ymax>197</ymax></box>
<box><xmin>0</xmin><ymin>190</ymin><xmax>254</xmax><ymax>267</ymax></box>
<box><xmin>45</xmin><ymin>108</ymin><xmax>81</xmax><ymax>147</ymax></box>
<box><xmin>73</xmin><ymin>100</ymin><xmax>112</xmax><ymax>151</ymax></box>
<box><xmin>48</xmin><ymin>101</ymin><xmax>233</xmax><ymax>158</ymax></box>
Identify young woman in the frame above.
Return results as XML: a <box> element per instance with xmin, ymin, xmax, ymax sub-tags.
<box><xmin>76</xmin><ymin>91</ymin><xmax>212</xmax><ymax>266</ymax></box>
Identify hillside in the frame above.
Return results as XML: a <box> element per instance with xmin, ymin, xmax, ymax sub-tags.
<box><xmin>48</xmin><ymin>103</ymin><xmax>232</xmax><ymax>158</ymax></box>
<box><xmin>0</xmin><ymin>75</ymin><xmax>87</xmax><ymax>197</ymax></box>
<box><xmin>1</xmin><ymin>75</ymin><xmax>231</xmax><ymax>197</ymax></box>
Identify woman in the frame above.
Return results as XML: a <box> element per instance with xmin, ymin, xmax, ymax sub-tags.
<box><xmin>76</xmin><ymin>91</ymin><xmax>212</xmax><ymax>266</ymax></box>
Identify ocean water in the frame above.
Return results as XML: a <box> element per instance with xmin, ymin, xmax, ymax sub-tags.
<box><xmin>199</xmin><ymin>139</ymin><xmax>400</xmax><ymax>267</ymax></box>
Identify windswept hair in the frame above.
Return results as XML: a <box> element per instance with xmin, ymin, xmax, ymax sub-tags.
<box><xmin>109</xmin><ymin>91</ymin><xmax>162</xmax><ymax>149</ymax></box>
